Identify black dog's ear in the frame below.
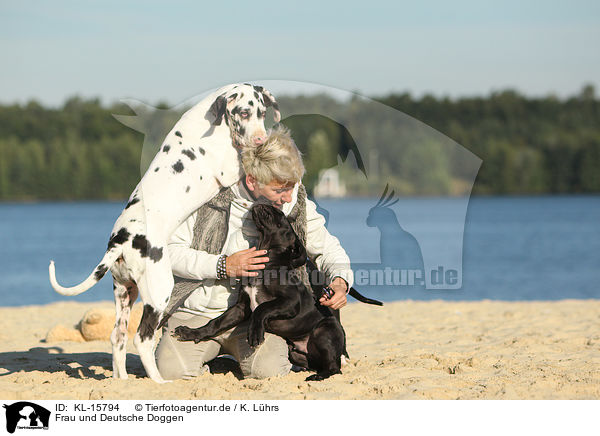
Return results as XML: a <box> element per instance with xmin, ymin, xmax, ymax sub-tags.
<box><xmin>290</xmin><ymin>240</ymin><xmax>307</xmax><ymax>268</ymax></box>
<box><xmin>208</xmin><ymin>95</ymin><xmax>226</xmax><ymax>126</ymax></box>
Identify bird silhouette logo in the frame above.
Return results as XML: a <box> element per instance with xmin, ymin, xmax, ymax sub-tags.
<box><xmin>367</xmin><ymin>184</ymin><xmax>425</xmax><ymax>287</ymax></box>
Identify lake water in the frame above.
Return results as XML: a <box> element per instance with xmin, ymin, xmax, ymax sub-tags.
<box><xmin>0</xmin><ymin>196</ymin><xmax>599</xmax><ymax>306</ymax></box>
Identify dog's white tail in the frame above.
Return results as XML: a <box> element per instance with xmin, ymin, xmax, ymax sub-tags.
<box><xmin>49</xmin><ymin>249</ymin><xmax>120</xmax><ymax>296</ymax></box>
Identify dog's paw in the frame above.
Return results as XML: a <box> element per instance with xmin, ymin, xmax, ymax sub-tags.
<box><xmin>305</xmin><ymin>369</ymin><xmax>340</xmax><ymax>382</ymax></box>
<box><xmin>247</xmin><ymin>324</ymin><xmax>265</xmax><ymax>347</ymax></box>
<box><xmin>305</xmin><ymin>373</ymin><xmax>325</xmax><ymax>382</ymax></box>
<box><xmin>173</xmin><ymin>326</ymin><xmax>203</xmax><ymax>343</ymax></box>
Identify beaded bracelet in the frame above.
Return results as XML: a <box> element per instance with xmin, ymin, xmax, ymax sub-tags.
<box><xmin>216</xmin><ymin>254</ymin><xmax>228</xmax><ymax>279</ymax></box>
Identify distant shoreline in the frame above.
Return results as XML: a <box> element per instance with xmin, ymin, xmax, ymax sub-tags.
<box><xmin>2</xmin><ymin>192</ymin><xmax>600</xmax><ymax>205</ymax></box>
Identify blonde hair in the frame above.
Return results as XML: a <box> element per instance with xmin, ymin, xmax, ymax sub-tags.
<box><xmin>241</xmin><ymin>125</ymin><xmax>305</xmax><ymax>185</ymax></box>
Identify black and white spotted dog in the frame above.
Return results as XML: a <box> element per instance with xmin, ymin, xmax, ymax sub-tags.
<box><xmin>48</xmin><ymin>83</ymin><xmax>280</xmax><ymax>383</ymax></box>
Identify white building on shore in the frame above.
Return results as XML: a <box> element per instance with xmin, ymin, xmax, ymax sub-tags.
<box><xmin>313</xmin><ymin>168</ymin><xmax>346</xmax><ymax>198</ymax></box>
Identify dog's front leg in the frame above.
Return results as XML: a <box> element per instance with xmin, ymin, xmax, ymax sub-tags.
<box><xmin>174</xmin><ymin>292</ymin><xmax>251</xmax><ymax>343</ymax></box>
<box><xmin>248</xmin><ymin>294</ymin><xmax>301</xmax><ymax>347</ymax></box>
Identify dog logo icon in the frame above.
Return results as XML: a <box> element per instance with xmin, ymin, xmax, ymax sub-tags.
<box><xmin>2</xmin><ymin>402</ymin><xmax>50</xmax><ymax>433</ymax></box>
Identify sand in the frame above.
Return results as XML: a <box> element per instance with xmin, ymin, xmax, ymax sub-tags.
<box><xmin>0</xmin><ymin>299</ymin><xmax>599</xmax><ymax>400</ymax></box>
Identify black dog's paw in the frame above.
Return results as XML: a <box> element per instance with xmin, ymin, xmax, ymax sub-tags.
<box><xmin>305</xmin><ymin>373</ymin><xmax>325</xmax><ymax>382</ymax></box>
<box><xmin>247</xmin><ymin>323</ymin><xmax>265</xmax><ymax>347</ymax></box>
<box><xmin>173</xmin><ymin>326</ymin><xmax>204</xmax><ymax>344</ymax></box>
<box><xmin>305</xmin><ymin>369</ymin><xmax>340</xmax><ymax>382</ymax></box>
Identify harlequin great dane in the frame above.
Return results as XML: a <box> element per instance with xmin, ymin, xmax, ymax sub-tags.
<box><xmin>48</xmin><ymin>83</ymin><xmax>280</xmax><ymax>383</ymax></box>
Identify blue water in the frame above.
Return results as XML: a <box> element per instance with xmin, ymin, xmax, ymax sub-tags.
<box><xmin>0</xmin><ymin>196</ymin><xmax>599</xmax><ymax>306</ymax></box>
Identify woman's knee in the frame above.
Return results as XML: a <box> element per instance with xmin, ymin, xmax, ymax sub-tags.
<box><xmin>156</xmin><ymin>315</ymin><xmax>220</xmax><ymax>380</ymax></box>
<box><xmin>244</xmin><ymin>334</ymin><xmax>291</xmax><ymax>379</ymax></box>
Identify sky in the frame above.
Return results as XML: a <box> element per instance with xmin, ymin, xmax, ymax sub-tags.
<box><xmin>1</xmin><ymin>0</ymin><xmax>599</xmax><ymax>106</ymax></box>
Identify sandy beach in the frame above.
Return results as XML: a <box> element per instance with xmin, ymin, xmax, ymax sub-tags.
<box><xmin>0</xmin><ymin>299</ymin><xmax>598</xmax><ymax>400</ymax></box>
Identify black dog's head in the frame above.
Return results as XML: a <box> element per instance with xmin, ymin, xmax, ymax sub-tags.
<box><xmin>251</xmin><ymin>204</ymin><xmax>307</xmax><ymax>269</ymax></box>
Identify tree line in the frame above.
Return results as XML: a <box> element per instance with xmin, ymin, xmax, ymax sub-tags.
<box><xmin>0</xmin><ymin>85</ymin><xmax>598</xmax><ymax>201</ymax></box>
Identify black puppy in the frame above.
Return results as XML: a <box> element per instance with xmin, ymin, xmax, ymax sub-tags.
<box><xmin>174</xmin><ymin>203</ymin><xmax>346</xmax><ymax>381</ymax></box>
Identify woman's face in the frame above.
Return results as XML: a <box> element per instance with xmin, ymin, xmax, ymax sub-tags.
<box><xmin>246</xmin><ymin>174</ymin><xmax>295</xmax><ymax>209</ymax></box>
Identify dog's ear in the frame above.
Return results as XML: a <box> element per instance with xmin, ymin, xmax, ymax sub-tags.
<box><xmin>260</xmin><ymin>88</ymin><xmax>281</xmax><ymax>123</ymax></box>
<box><xmin>208</xmin><ymin>95</ymin><xmax>226</xmax><ymax>126</ymax></box>
<box><xmin>290</xmin><ymin>240</ymin><xmax>307</xmax><ymax>268</ymax></box>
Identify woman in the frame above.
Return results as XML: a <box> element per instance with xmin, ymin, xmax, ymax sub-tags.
<box><xmin>156</xmin><ymin>125</ymin><xmax>353</xmax><ymax>380</ymax></box>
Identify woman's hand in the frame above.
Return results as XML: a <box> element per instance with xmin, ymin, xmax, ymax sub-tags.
<box><xmin>225</xmin><ymin>247</ymin><xmax>269</xmax><ymax>277</ymax></box>
<box><xmin>319</xmin><ymin>277</ymin><xmax>348</xmax><ymax>310</ymax></box>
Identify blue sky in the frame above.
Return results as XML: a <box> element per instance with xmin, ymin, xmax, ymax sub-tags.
<box><xmin>1</xmin><ymin>0</ymin><xmax>599</xmax><ymax>105</ymax></box>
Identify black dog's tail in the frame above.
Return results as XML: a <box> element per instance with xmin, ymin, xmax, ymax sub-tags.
<box><xmin>348</xmin><ymin>287</ymin><xmax>383</xmax><ymax>306</ymax></box>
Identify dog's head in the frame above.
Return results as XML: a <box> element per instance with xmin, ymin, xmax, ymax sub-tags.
<box><xmin>208</xmin><ymin>84</ymin><xmax>280</xmax><ymax>149</ymax></box>
<box><xmin>251</xmin><ymin>203</ymin><xmax>307</xmax><ymax>269</ymax></box>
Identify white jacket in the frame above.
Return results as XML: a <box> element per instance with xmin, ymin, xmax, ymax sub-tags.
<box><xmin>168</xmin><ymin>181</ymin><xmax>354</xmax><ymax>318</ymax></box>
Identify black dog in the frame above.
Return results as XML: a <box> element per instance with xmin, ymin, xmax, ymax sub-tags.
<box><xmin>174</xmin><ymin>203</ymin><xmax>347</xmax><ymax>381</ymax></box>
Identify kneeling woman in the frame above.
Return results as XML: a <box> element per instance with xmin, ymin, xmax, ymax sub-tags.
<box><xmin>156</xmin><ymin>125</ymin><xmax>354</xmax><ymax>380</ymax></box>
